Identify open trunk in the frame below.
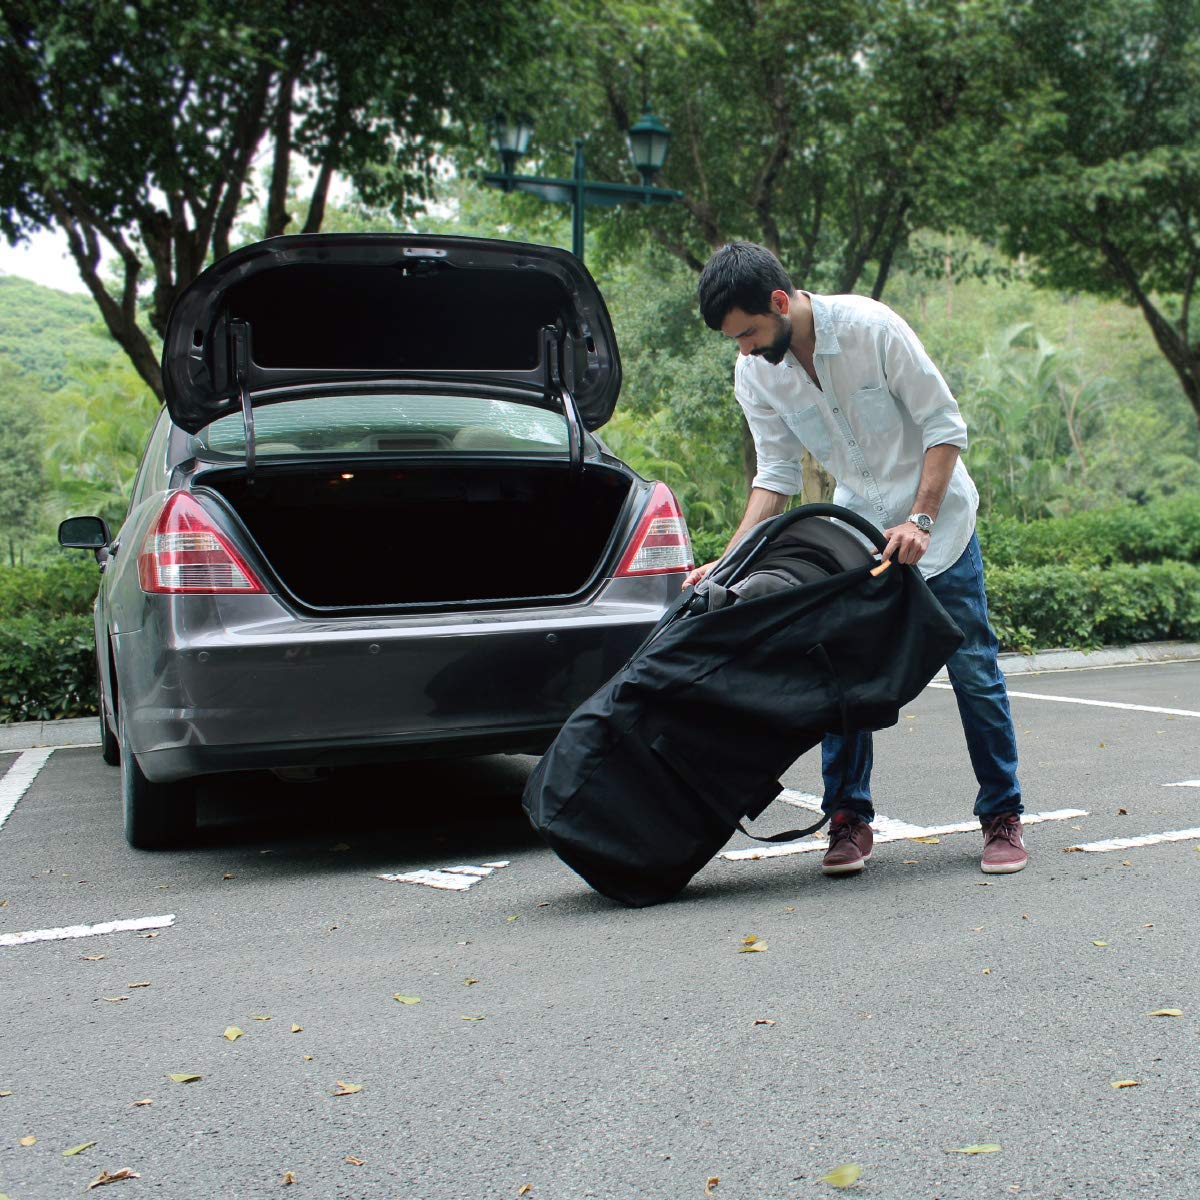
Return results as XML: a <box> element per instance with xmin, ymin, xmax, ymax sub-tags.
<box><xmin>199</xmin><ymin>461</ymin><xmax>636</xmax><ymax>609</ymax></box>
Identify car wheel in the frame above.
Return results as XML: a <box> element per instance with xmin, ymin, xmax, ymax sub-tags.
<box><xmin>99</xmin><ymin>705</ymin><xmax>120</xmax><ymax>766</ymax></box>
<box><xmin>119</xmin><ymin>712</ymin><xmax>197</xmax><ymax>850</ymax></box>
<box><xmin>97</xmin><ymin>649</ymin><xmax>120</xmax><ymax>766</ymax></box>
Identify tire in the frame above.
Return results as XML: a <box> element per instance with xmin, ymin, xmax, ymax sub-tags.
<box><xmin>97</xmin><ymin>648</ymin><xmax>120</xmax><ymax>766</ymax></box>
<box><xmin>119</xmin><ymin>713</ymin><xmax>197</xmax><ymax>850</ymax></box>
<box><xmin>99</xmin><ymin>706</ymin><xmax>121</xmax><ymax>766</ymax></box>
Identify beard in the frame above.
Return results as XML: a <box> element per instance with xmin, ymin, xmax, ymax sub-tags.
<box><xmin>751</xmin><ymin>314</ymin><xmax>792</xmax><ymax>365</ymax></box>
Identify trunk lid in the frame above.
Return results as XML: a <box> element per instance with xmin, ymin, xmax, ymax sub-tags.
<box><xmin>162</xmin><ymin>234</ymin><xmax>621</xmax><ymax>435</ymax></box>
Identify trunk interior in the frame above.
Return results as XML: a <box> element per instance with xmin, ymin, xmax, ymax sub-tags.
<box><xmin>201</xmin><ymin>461</ymin><xmax>636</xmax><ymax>609</ymax></box>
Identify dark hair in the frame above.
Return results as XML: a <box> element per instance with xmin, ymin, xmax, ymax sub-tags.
<box><xmin>697</xmin><ymin>242</ymin><xmax>795</xmax><ymax>330</ymax></box>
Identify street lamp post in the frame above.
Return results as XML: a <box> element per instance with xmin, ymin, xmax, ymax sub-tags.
<box><xmin>483</xmin><ymin>105</ymin><xmax>684</xmax><ymax>264</ymax></box>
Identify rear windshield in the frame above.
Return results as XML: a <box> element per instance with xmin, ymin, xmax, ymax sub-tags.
<box><xmin>192</xmin><ymin>393</ymin><xmax>569</xmax><ymax>456</ymax></box>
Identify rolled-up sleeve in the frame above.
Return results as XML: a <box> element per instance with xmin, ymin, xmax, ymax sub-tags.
<box><xmin>882</xmin><ymin>315</ymin><xmax>968</xmax><ymax>452</ymax></box>
<box><xmin>734</xmin><ymin>368</ymin><xmax>803</xmax><ymax>496</ymax></box>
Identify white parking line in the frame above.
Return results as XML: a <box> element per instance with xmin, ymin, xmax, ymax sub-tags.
<box><xmin>1165</xmin><ymin>780</ymin><xmax>1200</xmax><ymax>788</ymax></box>
<box><xmin>1066</xmin><ymin>829</ymin><xmax>1200</xmax><ymax>854</ymax></box>
<box><xmin>0</xmin><ymin>748</ymin><xmax>55</xmax><ymax>832</ymax></box>
<box><xmin>377</xmin><ymin>861</ymin><xmax>511</xmax><ymax>891</ymax></box>
<box><xmin>929</xmin><ymin>682</ymin><xmax>1200</xmax><ymax>718</ymax></box>
<box><xmin>722</xmin><ymin>808</ymin><xmax>1089</xmax><ymax>861</ymax></box>
<box><xmin>0</xmin><ymin>914</ymin><xmax>176</xmax><ymax>948</ymax></box>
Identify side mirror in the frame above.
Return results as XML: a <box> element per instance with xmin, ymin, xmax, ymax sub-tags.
<box><xmin>58</xmin><ymin>516</ymin><xmax>112</xmax><ymax>550</ymax></box>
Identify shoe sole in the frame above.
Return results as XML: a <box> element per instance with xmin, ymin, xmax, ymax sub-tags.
<box><xmin>822</xmin><ymin>851</ymin><xmax>871</xmax><ymax>876</ymax></box>
<box><xmin>981</xmin><ymin>858</ymin><xmax>1027</xmax><ymax>874</ymax></box>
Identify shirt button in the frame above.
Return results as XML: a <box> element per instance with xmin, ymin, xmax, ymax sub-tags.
<box><xmin>848</xmin><ymin>441</ymin><xmax>856</xmax><ymax>447</ymax></box>
<box><xmin>832</xmin><ymin>407</ymin><xmax>839</xmax><ymax>413</ymax></box>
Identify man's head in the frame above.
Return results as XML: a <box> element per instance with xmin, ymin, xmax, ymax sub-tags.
<box><xmin>697</xmin><ymin>242</ymin><xmax>797</xmax><ymax>365</ymax></box>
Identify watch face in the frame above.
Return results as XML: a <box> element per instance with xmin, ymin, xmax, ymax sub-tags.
<box><xmin>911</xmin><ymin>514</ymin><xmax>932</xmax><ymax>532</ymax></box>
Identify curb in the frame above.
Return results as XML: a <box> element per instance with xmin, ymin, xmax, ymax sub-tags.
<box><xmin>1</xmin><ymin>641</ymin><xmax>1198</xmax><ymax>754</ymax></box>
<box><xmin>934</xmin><ymin>639</ymin><xmax>1200</xmax><ymax>682</ymax></box>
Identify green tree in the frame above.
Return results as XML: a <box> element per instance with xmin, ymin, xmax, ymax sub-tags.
<box><xmin>0</xmin><ymin>362</ymin><xmax>47</xmax><ymax>563</ymax></box>
<box><xmin>43</xmin><ymin>357</ymin><xmax>160</xmax><ymax>527</ymax></box>
<box><xmin>950</xmin><ymin>0</ymin><xmax>1200</xmax><ymax>423</ymax></box>
<box><xmin>0</xmin><ymin>0</ymin><xmax>545</xmax><ymax>397</ymax></box>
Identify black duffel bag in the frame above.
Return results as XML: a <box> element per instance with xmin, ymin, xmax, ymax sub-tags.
<box><xmin>521</xmin><ymin>504</ymin><xmax>964</xmax><ymax>907</ymax></box>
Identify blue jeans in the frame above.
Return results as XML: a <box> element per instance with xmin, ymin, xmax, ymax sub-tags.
<box><xmin>821</xmin><ymin>533</ymin><xmax>1022</xmax><ymax>822</ymax></box>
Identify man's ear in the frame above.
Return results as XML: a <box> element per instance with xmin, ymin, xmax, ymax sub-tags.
<box><xmin>770</xmin><ymin>289</ymin><xmax>791</xmax><ymax>315</ymax></box>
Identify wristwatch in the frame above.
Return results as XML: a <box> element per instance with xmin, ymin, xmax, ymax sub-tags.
<box><xmin>907</xmin><ymin>512</ymin><xmax>934</xmax><ymax>534</ymax></box>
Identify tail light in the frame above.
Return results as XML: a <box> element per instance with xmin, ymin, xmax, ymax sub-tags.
<box><xmin>615</xmin><ymin>482</ymin><xmax>694</xmax><ymax>577</ymax></box>
<box><xmin>137</xmin><ymin>492</ymin><xmax>265</xmax><ymax>594</ymax></box>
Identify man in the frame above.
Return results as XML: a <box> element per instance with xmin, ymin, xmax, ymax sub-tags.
<box><xmin>685</xmin><ymin>241</ymin><xmax>1026</xmax><ymax>876</ymax></box>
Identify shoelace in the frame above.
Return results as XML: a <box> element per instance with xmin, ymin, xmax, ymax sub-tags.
<box><xmin>829</xmin><ymin>820</ymin><xmax>863</xmax><ymax>845</ymax></box>
<box><xmin>986</xmin><ymin>819</ymin><xmax>1021</xmax><ymax>845</ymax></box>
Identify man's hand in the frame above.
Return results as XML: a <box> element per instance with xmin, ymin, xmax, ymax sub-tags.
<box><xmin>682</xmin><ymin>560</ymin><xmax>718</xmax><ymax>589</ymax></box>
<box><xmin>880</xmin><ymin>521</ymin><xmax>931</xmax><ymax>566</ymax></box>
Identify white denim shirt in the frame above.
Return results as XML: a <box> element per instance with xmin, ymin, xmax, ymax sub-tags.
<box><xmin>733</xmin><ymin>292</ymin><xmax>979</xmax><ymax>579</ymax></box>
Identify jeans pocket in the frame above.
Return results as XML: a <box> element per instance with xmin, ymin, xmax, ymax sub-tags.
<box><xmin>780</xmin><ymin>404</ymin><xmax>834</xmax><ymax>468</ymax></box>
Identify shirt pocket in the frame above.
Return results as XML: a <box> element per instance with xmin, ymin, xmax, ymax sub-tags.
<box><xmin>849</xmin><ymin>385</ymin><xmax>904</xmax><ymax>440</ymax></box>
<box><xmin>780</xmin><ymin>404</ymin><xmax>834</xmax><ymax>468</ymax></box>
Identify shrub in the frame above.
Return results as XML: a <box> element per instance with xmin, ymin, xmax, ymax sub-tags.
<box><xmin>0</xmin><ymin>556</ymin><xmax>99</xmax><ymax>620</ymax></box>
<box><xmin>985</xmin><ymin>561</ymin><xmax>1200</xmax><ymax>652</ymax></box>
<box><xmin>0</xmin><ymin>614</ymin><xmax>97</xmax><ymax>723</ymax></box>
<box><xmin>978</xmin><ymin>493</ymin><xmax>1200</xmax><ymax>570</ymax></box>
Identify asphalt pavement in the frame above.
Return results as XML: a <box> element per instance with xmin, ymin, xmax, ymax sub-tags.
<box><xmin>0</xmin><ymin>658</ymin><xmax>1197</xmax><ymax>1200</ymax></box>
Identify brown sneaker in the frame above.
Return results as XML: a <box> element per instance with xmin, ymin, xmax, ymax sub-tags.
<box><xmin>822</xmin><ymin>810</ymin><xmax>873</xmax><ymax>875</ymax></box>
<box><xmin>981</xmin><ymin>814</ymin><xmax>1028</xmax><ymax>874</ymax></box>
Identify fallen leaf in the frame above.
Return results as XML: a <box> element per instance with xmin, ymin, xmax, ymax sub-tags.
<box><xmin>291</xmin><ymin>1024</ymin><xmax>303</xmax><ymax>1033</ymax></box>
<box><xmin>1092</xmin><ymin>941</ymin><xmax>1109</xmax><ymax>947</ymax></box>
<box><xmin>330</xmin><ymin>843</ymin><xmax>351</xmax><ymax>851</ymax></box>
<box><xmin>85</xmin><ymin>1168</ymin><xmax>140</xmax><ymax>1190</ymax></box>
<box><xmin>223</xmin><ymin>1026</ymin><xmax>244</xmax><ymax>1041</ymax></box>
<box><xmin>345</xmin><ymin>1155</ymin><xmax>365</xmax><ymax>1166</ymax></box>
<box><xmin>303</xmin><ymin>1056</ymin><xmax>313</xmax><ymax>1061</ymax></box>
<box><xmin>754</xmin><ymin>1019</ymin><xmax>777</xmax><ymax>1026</ymax></box>
<box><xmin>132</xmin><ymin>1099</ymin><xmax>152</xmax><ymax>1107</ymax></box>
<box><xmin>820</xmin><ymin>1163</ymin><xmax>862</xmax><ymax>1187</ymax></box>
<box><xmin>1111</xmin><ymin>1080</ymin><xmax>1140</xmax><ymax>1089</ymax></box>
<box><xmin>1148</xmin><ymin>1009</ymin><xmax>1183</xmax><ymax>1017</ymax></box>
<box><xmin>19</xmin><ymin>1136</ymin><xmax>36</xmax><ymax>1147</ymax></box>
<box><xmin>739</xmin><ymin>934</ymin><xmax>768</xmax><ymax>953</ymax></box>
<box><xmin>252</xmin><ymin>1015</ymin><xmax>272</xmax><ymax>1021</ymax></box>
<box><xmin>464</xmin><ymin>978</ymin><xmax>479</xmax><ymax>986</ymax></box>
<box><xmin>332</xmin><ymin>1081</ymin><xmax>362</xmax><ymax>1096</ymax></box>
<box><xmin>128</xmin><ymin>982</ymin><xmax>151</xmax><ymax>989</ymax></box>
<box><xmin>505</xmin><ymin>915</ymin><xmax>520</xmax><ymax>922</ymax></box>
<box><xmin>167</xmin><ymin>1074</ymin><xmax>201</xmax><ymax>1083</ymax></box>
<box><xmin>0</xmin><ymin>1090</ymin><xmax>11</xmax><ymax>1097</ymax></box>
<box><xmin>100</xmin><ymin>997</ymin><xmax>128</xmax><ymax>1003</ymax></box>
<box><xmin>281</xmin><ymin>1171</ymin><xmax>297</xmax><ymax>1186</ymax></box>
<box><xmin>705</xmin><ymin>1178</ymin><xmax>719</xmax><ymax>1196</ymax></box>
<box><xmin>63</xmin><ymin>1141</ymin><xmax>97</xmax><ymax>1156</ymax></box>
<box><xmin>222</xmin><ymin>874</ymin><xmax>235</xmax><ymax>880</ymax></box>
<box><xmin>912</xmin><ymin>836</ymin><xmax>940</xmax><ymax>845</ymax></box>
<box><xmin>518</xmin><ymin>1188</ymin><xmax>532</xmax><ymax>1197</ymax></box>
<box><xmin>1143</xmin><ymin>923</ymin><xmax>1154</xmax><ymax>928</ymax></box>
<box><xmin>461</xmin><ymin>1015</ymin><xmax>486</xmax><ymax>1021</ymax></box>
<box><xmin>1063</xmin><ymin>846</ymin><xmax>1083</xmax><ymax>853</ymax></box>
<box><xmin>982</xmin><ymin>968</ymin><xmax>991</xmax><ymax>974</ymax></box>
<box><xmin>1117</xmin><ymin>808</ymin><xmax>1127</xmax><ymax>815</ymax></box>
<box><xmin>81</xmin><ymin>954</ymin><xmax>106</xmax><ymax>961</ymax></box>
<box><xmin>393</xmin><ymin>995</ymin><xmax>421</xmax><ymax>1005</ymax></box>
<box><xmin>947</xmin><ymin>1143</ymin><xmax>1002</xmax><ymax>1154</ymax></box>
<box><xmin>136</xmin><ymin>932</ymin><xmax>158</xmax><ymax>939</ymax></box>
<box><xmin>784</xmin><ymin>905</ymin><xmax>796</xmax><ymax>912</ymax></box>
<box><xmin>1122</xmin><ymin>861</ymin><xmax>1133</xmax><ymax>866</ymax></box>
<box><xmin>902</xmin><ymin>859</ymin><xmax>920</xmax><ymax>864</ymax></box>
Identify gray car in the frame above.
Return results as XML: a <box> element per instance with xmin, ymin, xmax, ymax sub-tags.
<box><xmin>58</xmin><ymin>234</ymin><xmax>693</xmax><ymax>849</ymax></box>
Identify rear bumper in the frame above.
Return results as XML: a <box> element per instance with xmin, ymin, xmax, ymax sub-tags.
<box><xmin>116</xmin><ymin>580</ymin><xmax>675</xmax><ymax>782</ymax></box>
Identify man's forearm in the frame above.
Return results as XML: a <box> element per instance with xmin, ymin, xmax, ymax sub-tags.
<box><xmin>913</xmin><ymin>444</ymin><xmax>960</xmax><ymax>520</ymax></box>
<box><xmin>724</xmin><ymin>487</ymin><xmax>789</xmax><ymax>554</ymax></box>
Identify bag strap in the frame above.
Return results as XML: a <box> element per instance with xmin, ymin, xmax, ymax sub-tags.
<box><xmin>737</xmin><ymin>642</ymin><xmax>851</xmax><ymax>845</ymax></box>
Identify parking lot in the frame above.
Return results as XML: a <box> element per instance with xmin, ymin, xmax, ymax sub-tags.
<box><xmin>1</xmin><ymin>658</ymin><xmax>1197</xmax><ymax>1200</ymax></box>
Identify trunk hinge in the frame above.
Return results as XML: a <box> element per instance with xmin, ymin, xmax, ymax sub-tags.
<box><xmin>229</xmin><ymin>319</ymin><xmax>256</xmax><ymax>485</ymax></box>
<box><xmin>542</xmin><ymin>325</ymin><xmax>582</xmax><ymax>476</ymax></box>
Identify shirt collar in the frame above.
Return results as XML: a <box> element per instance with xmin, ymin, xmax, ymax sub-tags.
<box><xmin>804</xmin><ymin>292</ymin><xmax>842</xmax><ymax>356</ymax></box>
